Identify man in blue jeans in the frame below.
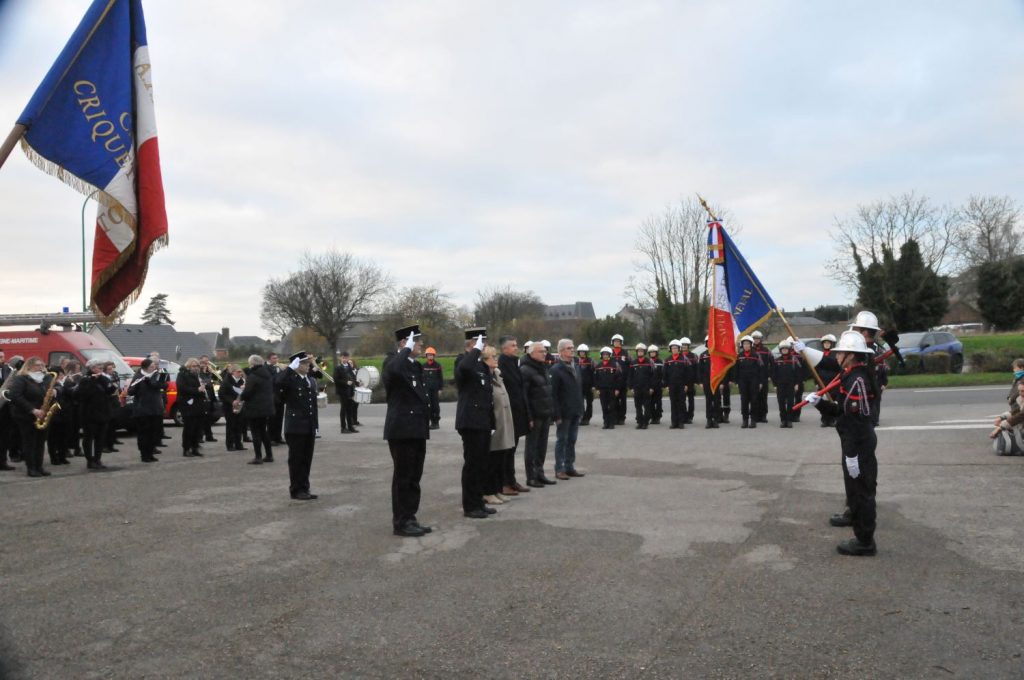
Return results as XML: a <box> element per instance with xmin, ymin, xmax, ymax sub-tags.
<box><xmin>549</xmin><ymin>338</ymin><xmax>586</xmax><ymax>481</ymax></box>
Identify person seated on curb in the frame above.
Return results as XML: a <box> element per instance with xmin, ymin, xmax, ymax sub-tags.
<box><xmin>991</xmin><ymin>380</ymin><xmax>1024</xmax><ymax>456</ymax></box>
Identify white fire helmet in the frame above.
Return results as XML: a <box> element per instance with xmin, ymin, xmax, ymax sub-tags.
<box><xmin>821</xmin><ymin>333</ymin><xmax>837</xmax><ymax>344</ymax></box>
<box><xmin>740</xmin><ymin>335</ymin><xmax>754</xmax><ymax>344</ymax></box>
<box><xmin>648</xmin><ymin>345</ymin><xmax>659</xmax><ymax>353</ymax></box>
<box><xmin>600</xmin><ymin>346</ymin><xmax>613</xmax><ymax>355</ymax></box>
<box><xmin>680</xmin><ymin>337</ymin><xmax>691</xmax><ymax>346</ymax></box>
<box><xmin>778</xmin><ymin>338</ymin><xmax>793</xmax><ymax>349</ymax></box>
<box><xmin>635</xmin><ymin>343</ymin><xmax>647</xmax><ymax>351</ymax></box>
<box><xmin>577</xmin><ymin>343</ymin><xmax>590</xmax><ymax>352</ymax></box>
<box><xmin>669</xmin><ymin>339</ymin><xmax>681</xmax><ymax>348</ymax></box>
<box><xmin>850</xmin><ymin>311</ymin><xmax>880</xmax><ymax>331</ymax></box>
<box><xmin>611</xmin><ymin>333</ymin><xmax>624</xmax><ymax>342</ymax></box>
<box><xmin>752</xmin><ymin>330</ymin><xmax>764</xmax><ymax>339</ymax></box>
<box><xmin>834</xmin><ymin>330</ymin><xmax>873</xmax><ymax>354</ymax></box>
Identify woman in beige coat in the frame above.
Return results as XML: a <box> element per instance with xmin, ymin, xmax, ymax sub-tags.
<box><xmin>484</xmin><ymin>347</ymin><xmax>516</xmax><ymax>505</ymax></box>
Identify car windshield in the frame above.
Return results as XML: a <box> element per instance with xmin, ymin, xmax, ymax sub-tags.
<box><xmin>900</xmin><ymin>332</ymin><xmax>927</xmax><ymax>347</ymax></box>
<box><xmin>81</xmin><ymin>348</ymin><xmax>134</xmax><ymax>379</ymax></box>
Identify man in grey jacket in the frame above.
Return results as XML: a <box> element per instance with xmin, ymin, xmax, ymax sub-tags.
<box><xmin>550</xmin><ymin>339</ymin><xmax>586</xmax><ymax>480</ymax></box>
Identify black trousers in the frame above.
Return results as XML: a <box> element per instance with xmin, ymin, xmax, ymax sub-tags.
<box><xmin>47</xmin><ymin>420</ymin><xmax>69</xmax><ymax>462</ymax></box>
<box><xmin>388</xmin><ymin>438</ymin><xmax>426</xmax><ymax>529</ymax></box>
<box><xmin>776</xmin><ymin>384</ymin><xmax>796</xmax><ymax>423</ymax></box>
<box><xmin>651</xmin><ymin>388</ymin><xmax>663</xmax><ymax>422</ymax></box>
<box><xmin>340</xmin><ymin>397</ymin><xmax>357</xmax><ymax>431</ymax></box>
<box><xmin>669</xmin><ymin>384</ymin><xmax>686</xmax><ymax>427</ymax></box>
<box><xmin>459</xmin><ymin>429</ymin><xmax>489</xmax><ymax>512</ymax></box>
<box><xmin>182</xmin><ymin>414</ymin><xmax>202</xmax><ymax>452</ymax></box>
<box><xmin>135</xmin><ymin>415</ymin><xmax>161</xmax><ymax>459</ymax></box>
<box><xmin>684</xmin><ymin>384</ymin><xmax>696</xmax><ymax>422</ymax></box>
<box><xmin>524</xmin><ymin>418</ymin><xmax>550</xmax><ymax>479</ymax></box>
<box><xmin>428</xmin><ymin>388</ymin><xmax>440</xmax><ymax>424</ymax></box>
<box><xmin>615</xmin><ymin>389</ymin><xmax>628</xmax><ymax>423</ymax></box>
<box><xmin>0</xmin><ymin>410</ymin><xmax>12</xmax><ymax>466</ymax></box>
<box><xmin>286</xmin><ymin>431</ymin><xmax>315</xmax><ymax>495</ymax></box>
<box><xmin>738</xmin><ymin>378</ymin><xmax>758</xmax><ymax>422</ymax></box>
<box><xmin>702</xmin><ymin>382</ymin><xmax>720</xmax><ymax>422</ymax></box>
<box><xmin>272</xmin><ymin>401</ymin><xmax>285</xmax><ymax>441</ymax></box>
<box><xmin>16</xmin><ymin>420</ymin><xmax>46</xmax><ymax>473</ymax></box>
<box><xmin>793</xmin><ymin>381</ymin><xmax>805</xmax><ymax>421</ymax></box>
<box><xmin>633</xmin><ymin>390</ymin><xmax>650</xmax><ymax>425</ymax></box>
<box><xmin>599</xmin><ymin>389</ymin><xmax>616</xmax><ymax>428</ymax></box>
<box><xmin>582</xmin><ymin>388</ymin><xmax>593</xmax><ymax>423</ymax></box>
<box><xmin>839</xmin><ymin>425</ymin><xmax>878</xmax><ymax>544</ymax></box>
<box><xmin>720</xmin><ymin>383</ymin><xmax>732</xmax><ymax>419</ymax></box>
<box><xmin>203</xmin><ymin>405</ymin><xmax>214</xmax><ymax>439</ymax></box>
<box><xmin>246</xmin><ymin>416</ymin><xmax>272</xmax><ymax>459</ymax></box>
<box><xmin>81</xmin><ymin>421</ymin><xmax>108</xmax><ymax>463</ymax></box>
<box><xmin>757</xmin><ymin>384</ymin><xmax>769</xmax><ymax>422</ymax></box>
<box><xmin>501</xmin><ymin>438</ymin><xmax>520</xmax><ymax>487</ymax></box>
<box><xmin>487</xmin><ymin>449</ymin><xmax>508</xmax><ymax>495</ymax></box>
<box><xmin>223</xmin><ymin>409</ymin><xmax>243</xmax><ymax>448</ymax></box>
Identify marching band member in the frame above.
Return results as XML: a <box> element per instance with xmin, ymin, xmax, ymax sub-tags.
<box><xmin>333</xmin><ymin>351</ymin><xmax>358</xmax><ymax>434</ymax></box>
<box><xmin>45</xmin><ymin>367</ymin><xmax>71</xmax><ymax>465</ymax></box>
<box><xmin>76</xmin><ymin>359</ymin><xmax>119</xmax><ymax>470</ymax></box>
<box><xmin>7</xmin><ymin>356</ymin><xmax>55</xmax><ymax>477</ymax></box>
<box><xmin>237</xmin><ymin>355</ymin><xmax>275</xmax><ymax>464</ymax></box>
<box><xmin>198</xmin><ymin>356</ymin><xmax>219</xmax><ymax>443</ymax></box>
<box><xmin>0</xmin><ymin>350</ymin><xmax>16</xmax><ymax>471</ymax></box>
<box><xmin>176</xmin><ymin>358</ymin><xmax>206</xmax><ymax>458</ymax></box>
<box><xmin>219</xmin><ymin>364</ymin><xmax>246</xmax><ymax>451</ymax></box>
<box><xmin>128</xmin><ymin>358</ymin><xmax>167</xmax><ymax>463</ymax></box>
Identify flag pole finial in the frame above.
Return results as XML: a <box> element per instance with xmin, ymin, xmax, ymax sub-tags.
<box><xmin>696</xmin><ymin>193</ymin><xmax>717</xmax><ymax>221</ymax></box>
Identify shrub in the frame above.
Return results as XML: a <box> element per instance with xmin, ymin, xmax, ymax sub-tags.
<box><xmin>889</xmin><ymin>351</ymin><xmax>951</xmax><ymax>374</ymax></box>
<box><xmin>968</xmin><ymin>350</ymin><xmax>1023</xmax><ymax>373</ymax></box>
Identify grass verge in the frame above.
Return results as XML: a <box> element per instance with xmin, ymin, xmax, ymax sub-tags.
<box><xmin>885</xmin><ymin>372</ymin><xmax>1010</xmax><ymax>389</ymax></box>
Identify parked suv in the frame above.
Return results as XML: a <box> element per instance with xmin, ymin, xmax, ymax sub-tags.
<box><xmin>895</xmin><ymin>331</ymin><xmax>964</xmax><ymax>373</ymax></box>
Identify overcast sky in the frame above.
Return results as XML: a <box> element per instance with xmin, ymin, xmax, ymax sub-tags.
<box><xmin>1</xmin><ymin>1</ymin><xmax>1022</xmax><ymax>337</ymax></box>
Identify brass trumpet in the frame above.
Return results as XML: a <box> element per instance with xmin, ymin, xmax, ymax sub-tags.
<box><xmin>316</xmin><ymin>360</ymin><xmax>335</xmax><ymax>384</ymax></box>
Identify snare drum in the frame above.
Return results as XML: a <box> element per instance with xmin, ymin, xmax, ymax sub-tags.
<box><xmin>356</xmin><ymin>366</ymin><xmax>380</xmax><ymax>389</ymax></box>
<box><xmin>354</xmin><ymin>387</ymin><xmax>373</xmax><ymax>404</ymax></box>
<box><xmin>316</xmin><ymin>391</ymin><xmax>328</xmax><ymax>409</ymax></box>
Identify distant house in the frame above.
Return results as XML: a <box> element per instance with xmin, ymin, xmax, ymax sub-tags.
<box><xmin>543</xmin><ymin>302</ymin><xmax>596</xmax><ymax>321</ymax></box>
<box><xmin>89</xmin><ymin>324</ymin><xmax>216</xmax><ymax>362</ymax></box>
<box><xmin>940</xmin><ymin>300</ymin><xmax>982</xmax><ymax>326</ymax></box>
<box><xmin>616</xmin><ymin>304</ymin><xmax>655</xmax><ymax>335</ymax></box>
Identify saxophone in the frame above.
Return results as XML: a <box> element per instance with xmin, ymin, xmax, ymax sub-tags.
<box><xmin>34</xmin><ymin>371</ymin><xmax>61</xmax><ymax>430</ymax></box>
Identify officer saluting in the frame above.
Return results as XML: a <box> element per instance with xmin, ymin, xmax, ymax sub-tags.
<box><xmin>277</xmin><ymin>351</ymin><xmax>322</xmax><ymax>501</ymax></box>
<box><xmin>383</xmin><ymin>324</ymin><xmax>434</xmax><ymax>537</ymax></box>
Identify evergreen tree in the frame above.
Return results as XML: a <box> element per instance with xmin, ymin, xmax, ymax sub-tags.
<box><xmin>854</xmin><ymin>238</ymin><xmax>948</xmax><ymax>331</ymax></box>
<box><xmin>141</xmin><ymin>293</ymin><xmax>175</xmax><ymax>326</ymax></box>
<box><xmin>976</xmin><ymin>257</ymin><xmax>1024</xmax><ymax>331</ymax></box>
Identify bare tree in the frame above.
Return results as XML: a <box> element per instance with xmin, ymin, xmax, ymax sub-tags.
<box><xmin>473</xmin><ymin>285</ymin><xmax>544</xmax><ymax>330</ymax></box>
<box><xmin>360</xmin><ymin>285</ymin><xmax>465</xmax><ymax>354</ymax></box>
<box><xmin>827</xmin><ymin>192</ymin><xmax>961</xmax><ymax>292</ymax></box>
<box><xmin>958</xmin><ymin>194</ymin><xmax>1022</xmax><ymax>266</ymax></box>
<box><xmin>260</xmin><ymin>251</ymin><xmax>392</xmax><ymax>354</ymax></box>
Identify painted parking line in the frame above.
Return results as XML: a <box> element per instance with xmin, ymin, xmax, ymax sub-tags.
<box><xmin>911</xmin><ymin>386</ymin><xmax>1008</xmax><ymax>393</ymax></box>
<box><xmin>877</xmin><ymin>424</ymin><xmax>993</xmax><ymax>431</ymax></box>
<box><xmin>929</xmin><ymin>418</ymin><xmax>1001</xmax><ymax>424</ymax></box>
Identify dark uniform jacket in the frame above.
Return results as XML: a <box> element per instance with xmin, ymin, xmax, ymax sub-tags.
<box><xmin>333</xmin><ymin>362</ymin><xmax>356</xmax><ymax>399</ymax></box>
<box><xmin>128</xmin><ymin>370</ymin><xmax>167</xmax><ymax>418</ymax></box>
<box><xmin>219</xmin><ymin>373</ymin><xmax>244</xmax><ymax>409</ymax></box>
<box><xmin>175</xmin><ymin>371</ymin><xmax>207</xmax><ymax>417</ymax></box>
<box><xmin>550</xmin><ymin>360</ymin><xmax>584</xmax><ymax>421</ymax></box>
<box><xmin>815</xmin><ymin>362</ymin><xmax>877</xmax><ymax>452</ymax></box>
<box><xmin>382</xmin><ymin>348</ymin><xmax>430</xmax><ymax>440</ymax></box>
<box><xmin>754</xmin><ymin>344</ymin><xmax>773</xmax><ymax>382</ymax></box>
<box><xmin>239</xmin><ymin>365</ymin><xmax>275</xmax><ymax>418</ymax></box>
<box><xmin>455</xmin><ymin>348</ymin><xmax>494</xmax><ymax>432</ymax></box>
<box><xmin>664</xmin><ymin>353</ymin><xmax>694</xmax><ymax>387</ymax></box>
<box><xmin>593</xmin><ymin>358</ymin><xmax>620</xmax><ymax>391</ymax></box>
<box><xmin>772</xmin><ymin>353</ymin><xmax>802</xmax><ymax>387</ymax></box>
<box><xmin>816</xmin><ymin>350</ymin><xmax>841</xmax><ymax>387</ymax></box>
<box><xmin>498</xmin><ymin>353</ymin><xmax>529</xmax><ymax>438</ymax></box>
<box><xmin>867</xmin><ymin>343</ymin><xmax>889</xmax><ymax>388</ymax></box>
<box><xmin>577</xmin><ymin>356</ymin><xmax>594</xmax><ymax>392</ymax></box>
<box><xmin>422</xmin><ymin>359</ymin><xmax>445</xmax><ymax>391</ymax></box>
<box><xmin>611</xmin><ymin>347</ymin><xmax>631</xmax><ymax>390</ymax></box>
<box><xmin>650</xmin><ymin>357</ymin><xmax>664</xmax><ymax>390</ymax></box>
<box><xmin>519</xmin><ymin>355</ymin><xmax>553</xmax><ymax>422</ymax></box>
<box><xmin>74</xmin><ymin>373</ymin><xmax>116</xmax><ymax>423</ymax></box>
<box><xmin>7</xmin><ymin>373</ymin><xmax>51</xmax><ymax>423</ymax></box>
<box><xmin>629</xmin><ymin>356</ymin><xmax>655</xmax><ymax>392</ymax></box>
<box><xmin>734</xmin><ymin>350</ymin><xmax>763</xmax><ymax>383</ymax></box>
<box><xmin>278</xmin><ymin>368</ymin><xmax>320</xmax><ymax>434</ymax></box>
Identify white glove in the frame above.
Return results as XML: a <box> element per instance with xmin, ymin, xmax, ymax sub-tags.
<box><xmin>289</xmin><ymin>357</ymin><xmax>302</xmax><ymax>370</ymax></box>
<box><xmin>845</xmin><ymin>455</ymin><xmax>860</xmax><ymax>479</ymax></box>
<box><xmin>474</xmin><ymin>334</ymin><xmax>485</xmax><ymax>351</ymax></box>
<box><xmin>792</xmin><ymin>340</ymin><xmax>806</xmax><ymax>353</ymax></box>
<box><xmin>404</xmin><ymin>331</ymin><xmax>416</xmax><ymax>350</ymax></box>
<box><xmin>805</xmin><ymin>392</ymin><xmax>821</xmax><ymax>405</ymax></box>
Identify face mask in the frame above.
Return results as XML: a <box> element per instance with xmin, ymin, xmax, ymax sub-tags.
<box><xmin>29</xmin><ymin>371</ymin><xmax>45</xmax><ymax>383</ymax></box>
<box><xmin>1015</xmin><ymin>370</ymin><xmax>1024</xmax><ymax>380</ymax></box>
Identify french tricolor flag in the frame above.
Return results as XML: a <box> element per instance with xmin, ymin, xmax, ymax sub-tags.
<box><xmin>15</xmin><ymin>0</ymin><xmax>167</xmax><ymax>318</ymax></box>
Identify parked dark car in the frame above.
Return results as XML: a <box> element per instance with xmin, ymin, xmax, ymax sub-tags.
<box><xmin>896</xmin><ymin>331</ymin><xmax>964</xmax><ymax>373</ymax></box>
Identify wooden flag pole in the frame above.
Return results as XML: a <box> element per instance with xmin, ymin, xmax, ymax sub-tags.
<box><xmin>0</xmin><ymin>124</ymin><xmax>26</xmax><ymax>171</ymax></box>
<box><xmin>696</xmin><ymin>192</ymin><xmax>829</xmax><ymax>391</ymax></box>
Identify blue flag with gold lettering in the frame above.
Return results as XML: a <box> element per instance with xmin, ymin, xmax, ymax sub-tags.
<box><xmin>707</xmin><ymin>220</ymin><xmax>776</xmax><ymax>336</ymax></box>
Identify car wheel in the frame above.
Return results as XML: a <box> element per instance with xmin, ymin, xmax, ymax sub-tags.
<box><xmin>951</xmin><ymin>353</ymin><xmax>964</xmax><ymax>374</ymax></box>
<box><xmin>171</xmin><ymin>405</ymin><xmax>184</xmax><ymax>427</ymax></box>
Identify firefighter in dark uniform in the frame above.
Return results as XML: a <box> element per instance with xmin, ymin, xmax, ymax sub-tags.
<box><xmin>772</xmin><ymin>339</ymin><xmax>801</xmax><ymax>428</ymax></box>
<box><xmin>593</xmin><ymin>347</ymin><xmax>620</xmax><ymax>429</ymax></box>
<box><xmin>277</xmin><ymin>352</ymin><xmax>322</xmax><ymax>500</ymax></box>
<box><xmin>629</xmin><ymin>343</ymin><xmax>655</xmax><ymax>429</ymax></box>
<box><xmin>805</xmin><ymin>330</ymin><xmax>880</xmax><ymax>556</ymax></box>
<box><xmin>664</xmin><ymin>340</ymin><xmax>688</xmax><ymax>429</ymax></box>
<box><xmin>698</xmin><ymin>342</ymin><xmax>720</xmax><ymax>429</ymax></box>
<box><xmin>576</xmin><ymin>344</ymin><xmax>595</xmax><ymax>425</ymax></box>
<box><xmin>751</xmin><ymin>330</ymin><xmax>772</xmax><ymax>423</ymax></box>
<box><xmin>735</xmin><ymin>335</ymin><xmax>764</xmax><ymax>429</ymax></box>
<box><xmin>610</xmin><ymin>333</ymin><xmax>631</xmax><ymax>424</ymax></box>
<box><xmin>849</xmin><ymin>312</ymin><xmax>889</xmax><ymax>427</ymax></box>
<box><xmin>815</xmin><ymin>334</ymin><xmax>841</xmax><ymax>427</ymax></box>
<box><xmin>422</xmin><ymin>347</ymin><xmax>444</xmax><ymax>430</ymax></box>
<box><xmin>383</xmin><ymin>325</ymin><xmax>434</xmax><ymax>537</ymax></box>
<box><xmin>647</xmin><ymin>345</ymin><xmax>664</xmax><ymax>424</ymax></box>
<box><xmin>678</xmin><ymin>338</ymin><xmax>698</xmax><ymax>424</ymax></box>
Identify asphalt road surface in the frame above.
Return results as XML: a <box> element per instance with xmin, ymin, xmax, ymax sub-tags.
<box><xmin>1</xmin><ymin>385</ymin><xmax>1021</xmax><ymax>679</ymax></box>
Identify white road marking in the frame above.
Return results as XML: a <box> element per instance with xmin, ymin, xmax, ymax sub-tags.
<box><xmin>911</xmin><ymin>386</ymin><xmax>1008</xmax><ymax>393</ymax></box>
<box><xmin>878</xmin><ymin>424</ymin><xmax>994</xmax><ymax>431</ymax></box>
<box><xmin>930</xmin><ymin>418</ymin><xmax>1001</xmax><ymax>424</ymax></box>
